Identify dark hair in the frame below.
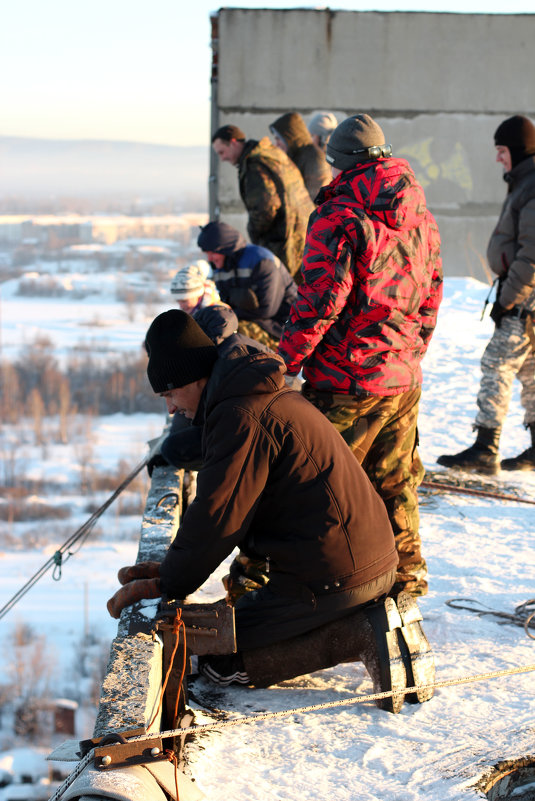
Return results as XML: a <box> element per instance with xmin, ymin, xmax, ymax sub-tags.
<box><xmin>211</xmin><ymin>124</ymin><xmax>246</xmax><ymax>144</ymax></box>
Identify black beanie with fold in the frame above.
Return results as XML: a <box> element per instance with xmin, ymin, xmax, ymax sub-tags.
<box><xmin>145</xmin><ymin>310</ymin><xmax>217</xmax><ymax>393</ymax></box>
<box><xmin>494</xmin><ymin>115</ymin><xmax>535</xmax><ymax>168</ymax></box>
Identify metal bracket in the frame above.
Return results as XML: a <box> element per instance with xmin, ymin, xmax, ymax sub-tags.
<box><xmin>90</xmin><ymin>732</ymin><xmax>169</xmax><ymax>770</ymax></box>
<box><xmin>155</xmin><ymin>599</ymin><xmax>236</xmax><ymax>655</ymax></box>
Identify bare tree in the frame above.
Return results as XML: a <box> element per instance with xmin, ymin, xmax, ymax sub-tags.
<box><xmin>73</xmin><ymin>412</ymin><xmax>96</xmax><ymax>492</ymax></box>
<box><xmin>57</xmin><ymin>377</ymin><xmax>72</xmax><ymax>444</ymax></box>
<box><xmin>8</xmin><ymin>621</ymin><xmax>57</xmax><ymax>703</ymax></box>
<box><xmin>28</xmin><ymin>387</ymin><xmax>45</xmax><ymax>449</ymax></box>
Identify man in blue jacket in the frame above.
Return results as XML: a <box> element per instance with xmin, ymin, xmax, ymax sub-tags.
<box><xmin>197</xmin><ymin>221</ymin><xmax>297</xmax><ymax>349</ymax></box>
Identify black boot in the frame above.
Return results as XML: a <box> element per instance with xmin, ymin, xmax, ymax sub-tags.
<box><xmin>501</xmin><ymin>422</ymin><xmax>535</xmax><ymax>471</ymax></box>
<box><xmin>437</xmin><ymin>426</ymin><xmax>501</xmax><ymax>475</ymax></box>
<box><xmin>200</xmin><ymin>598</ymin><xmax>435</xmax><ymax>714</ymax></box>
<box><xmin>241</xmin><ymin>601</ymin><xmax>408</xmax><ymax>713</ymax></box>
<box><xmin>242</xmin><ymin>596</ymin><xmax>433</xmax><ymax>714</ymax></box>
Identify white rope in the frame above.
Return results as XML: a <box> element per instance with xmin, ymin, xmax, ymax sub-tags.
<box><xmin>50</xmin><ymin>661</ymin><xmax>535</xmax><ymax>800</ymax></box>
<box><xmin>160</xmin><ymin>661</ymin><xmax>535</xmax><ymax>736</ymax></box>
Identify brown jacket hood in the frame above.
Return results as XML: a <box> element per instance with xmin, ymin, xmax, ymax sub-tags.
<box><xmin>271</xmin><ymin>112</ymin><xmax>313</xmax><ymax>159</ymax></box>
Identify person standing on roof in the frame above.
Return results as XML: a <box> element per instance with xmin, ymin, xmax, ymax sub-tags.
<box><xmin>438</xmin><ymin>115</ymin><xmax>535</xmax><ymax>474</ymax></box>
<box><xmin>278</xmin><ymin>114</ymin><xmax>443</xmax><ymax>598</ymax></box>
<box><xmin>211</xmin><ymin>124</ymin><xmax>314</xmax><ymax>280</ymax></box>
<box><xmin>270</xmin><ymin>111</ymin><xmax>332</xmax><ymax>201</ymax></box>
<box><xmin>308</xmin><ymin>111</ymin><xmax>339</xmax><ymax>153</ymax></box>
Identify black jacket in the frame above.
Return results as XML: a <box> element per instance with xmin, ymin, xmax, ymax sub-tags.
<box><xmin>159</xmin><ymin>348</ymin><xmax>397</xmax><ymax>599</ymax></box>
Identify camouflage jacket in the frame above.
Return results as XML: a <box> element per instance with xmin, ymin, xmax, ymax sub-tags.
<box><xmin>271</xmin><ymin>112</ymin><xmax>332</xmax><ymax>201</ymax></box>
<box><xmin>278</xmin><ymin>158</ymin><xmax>443</xmax><ymax>396</ymax></box>
<box><xmin>237</xmin><ymin>138</ymin><xmax>314</xmax><ymax>278</ymax></box>
<box><xmin>487</xmin><ymin>155</ymin><xmax>535</xmax><ymax>312</ymax></box>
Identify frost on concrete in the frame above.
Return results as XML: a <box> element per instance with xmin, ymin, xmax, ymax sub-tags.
<box><xmin>93</xmin><ymin>463</ymin><xmax>184</xmax><ymax>737</ymax></box>
<box><xmin>138</xmin><ymin>465</ymin><xmax>183</xmax><ymax>561</ymax></box>
<box><xmin>94</xmin><ymin>633</ymin><xmax>163</xmax><ymax>736</ymax></box>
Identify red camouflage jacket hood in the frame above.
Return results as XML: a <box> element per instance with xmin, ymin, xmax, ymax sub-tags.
<box><xmin>278</xmin><ymin>157</ymin><xmax>443</xmax><ymax>396</ymax></box>
<box><xmin>319</xmin><ymin>157</ymin><xmax>429</xmax><ymax>232</ymax></box>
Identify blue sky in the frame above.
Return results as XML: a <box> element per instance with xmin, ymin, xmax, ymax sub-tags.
<box><xmin>1</xmin><ymin>0</ymin><xmax>532</xmax><ymax>147</ymax></box>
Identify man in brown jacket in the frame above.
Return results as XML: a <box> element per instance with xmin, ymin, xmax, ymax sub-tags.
<box><xmin>108</xmin><ymin>310</ymin><xmax>435</xmax><ymax>713</ymax></box>
<box><xmin>212</xmin><ymin>124</ymin><xmax>314</xmax><ymax>278</ymax></box>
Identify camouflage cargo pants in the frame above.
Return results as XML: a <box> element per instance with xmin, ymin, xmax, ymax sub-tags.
<box><xmin>237</xmin><ymin>320</ymin><xmax>279</xmax><ymax>350</ymax></box>
<box><xmin>476</xmin><ymin>315</ymin><xmax>535</xmax><ymax>429</ymax></box>
<box><xmin>302</xmin><ymin>384</ymin><xmax>427</xmax><ymax>596</ymax></box>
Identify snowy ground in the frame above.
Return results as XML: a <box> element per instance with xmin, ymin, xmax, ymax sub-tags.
<box><xmin>1</xmin><ymin>274</ymin><xmax>534</xmax><ymax>799</ymax></box>
<box><xmin>0</xmin><ymin>263</ymin><xmax>174</xmax><ymax>364</ymax></box>
<box><xmin>183</xmin><ymin>278</ymin><xmax>535</xmax><ymax>801</ymax></box>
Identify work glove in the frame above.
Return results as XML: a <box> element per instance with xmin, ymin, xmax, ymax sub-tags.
<box><xmin>117</xmin><ymin>561</ymin><xmax>161</xmax><ymax>585</ymax></box>
<box><xmin>490</xmin><ymin>301</ymin><xmax>506</xmax><ymax>328</ymax></box>
<box><xmin>146</xmin><ymin>435</ymin><xmax>170</xmax><ymax>477</ymax></box>
<box><xmin>146</xmin><ymin>452</ymin><xmax>169</xmax><ymax>477</ymax></box>
<box><xmin>107</xmin><ymin>577</ymin><xmax>161</xmax><ymax>619</ymax></box>
<box><xmin>222</xmin><ymin>553</ymin><xmax>269</xmax><ymax>605</ymax></box>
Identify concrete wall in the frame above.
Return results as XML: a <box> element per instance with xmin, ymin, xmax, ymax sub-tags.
<box><xmin>210</xmin><ymin>9</ymin><xmax>535</xmax><ymax>281</ymax></box>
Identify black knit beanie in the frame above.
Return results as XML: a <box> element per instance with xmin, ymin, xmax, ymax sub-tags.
<box><xmin>197</xmin><ymin>221</ymin><xmax>247</xmax><ymax>255</ymax></box>
<box><xmin>494</xmin><ymin>115</ymin><xmax>535</xmax><ymax>168</ymax></box>
<box><xmin>145</xmin><ymin>310</ymin><xmax>217</xmax><ymax>393</ymax></box>
<box><xmin>326</xmin><ymin>114</ymin><xmax>387</xmax><ymax>171</ymax></box>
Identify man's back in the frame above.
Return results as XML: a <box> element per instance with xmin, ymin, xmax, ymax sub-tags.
<box><xmin>279</xmin><ymin>156</ymin><xmax>442</xmax><ymax>394</ymax></box>
<box><xmin>159</xmin><ymin>347</ymin><xmax>397</xmax><ymax>600</ymax></box>
<box><xmin>270</xmin><ymin>111</ymin><xmax>332</xmax><ymax>201</ymax></box>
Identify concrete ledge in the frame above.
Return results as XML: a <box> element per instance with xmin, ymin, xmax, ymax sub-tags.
<box><xmin>94</xmin><ymin>633</ymin><xmax>163</xmax><ymax>737</ymax></box>
<box><xmin>94</xmin><ymin>461</ymin><xmax>184</xmax><ymax>737</ymax></box>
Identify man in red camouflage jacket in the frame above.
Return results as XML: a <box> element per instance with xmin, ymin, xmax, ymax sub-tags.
<box><xmin>278</xmin><ymin>114</ymin><xmax>443</xmax><ymax>597</ymax></box>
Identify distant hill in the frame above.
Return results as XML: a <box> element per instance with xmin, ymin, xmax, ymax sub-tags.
<box><xmin>0</xmin><ymin>136</ymin><xmax>209</xmax><ymax>205</ymax></box>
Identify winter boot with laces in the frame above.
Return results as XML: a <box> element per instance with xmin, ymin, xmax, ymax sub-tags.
<box><xmin>437</xmin><ymin>426</ymin><xmax>501</xmax><ymax>475</ymax></box>
<box><xmin>501</xmin><ymin>422</ymin><xmax>535</xmax><ymax>471</ymax></box>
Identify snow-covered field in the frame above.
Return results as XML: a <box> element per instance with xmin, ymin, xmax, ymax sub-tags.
<box><xmin>1</xmin><ymin>272</ymin><xmax>534</xmax><ymax>799</ymax></box>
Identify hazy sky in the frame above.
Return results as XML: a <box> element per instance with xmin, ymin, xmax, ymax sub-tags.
<box><xmin>1</xmin><ymin>0</ymin><xmax>532</xmax><ymax>147</ymax></box>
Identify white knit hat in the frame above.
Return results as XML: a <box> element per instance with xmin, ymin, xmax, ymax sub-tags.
<box><xmin>308</xmin><ymin>111</ymin><xmax>338</xmax><ymax>142</ymax></box>
<box><xmin>170</xmin><ymin>260</ymin><xmax>211</xmax><ymax>299</ymax></box>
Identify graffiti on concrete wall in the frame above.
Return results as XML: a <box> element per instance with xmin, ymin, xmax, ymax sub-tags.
<box><xmin>397</xmin><ymin>138</ymin><xmax>473</xmax><ymax>201</ymax></box>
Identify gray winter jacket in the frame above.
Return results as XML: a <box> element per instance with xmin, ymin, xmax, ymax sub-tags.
<box><xmin>487</xmin><ymin>155</ymin><xmax>535</xmax><ymax>311</ymax></box>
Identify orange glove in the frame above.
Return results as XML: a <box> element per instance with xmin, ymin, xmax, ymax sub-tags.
<box><xmin>107</xmin><ymin>577</ymin><xmax>161</xmax><ymax>619</ymax></box>
<box><xmin>117</xmin><ymin>561</ymin><xmax>161</xmax><ymax>585</ymax></box>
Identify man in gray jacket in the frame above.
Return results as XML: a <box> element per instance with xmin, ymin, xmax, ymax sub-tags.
<box><xmin>438</xmin><ymin>115</ymin><xmax>535</xmax><ymax>473</ymax></box>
